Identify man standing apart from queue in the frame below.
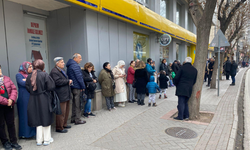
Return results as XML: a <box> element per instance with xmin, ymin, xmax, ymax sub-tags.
<box><xmin>66</xmin><ymin>53</ymin><xmax>86</xmax><ymax>125</ymax></box>
<box><xmin>173</xmin><ymin>57</ymin><xmax>197</xmax><ymax>120</ymax></box>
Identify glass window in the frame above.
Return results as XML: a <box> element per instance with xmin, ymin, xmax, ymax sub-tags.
<box><xmin>187</xmin><ymin>46</ymin><xmax>191</xmax><ymax>57</ymax></box>
<box><xmin>176</xmin><ymin>3</ymin><xmax>181</xmax><ymax>25</ymax></box>
<box><xmin>188</xmin><ymin>14</ymin><xmax>193</xmax><ymax>32</ymax></box>
<box><xmin>176</xmin><ymin>44</ymin><xmax>179</xmax><ymax>60</ymax></box>
<box><xmin>133</xmin><ymin>32</ymin><xmax>149</xmax><ymax>62</ymax></box>
<box><xmin>160</xmin><ymin>0</ymin><xmax>166</xmax><ymax>18</ymax></box>
<box><xmin>134</xmin><ymin>0</ymin><xmax>148</xmax><ymax>7</ymax></box>
<box><xmin>160</xmin><ymin>46</ymin><xmax>169</xmax><ymax>63</ymax></box>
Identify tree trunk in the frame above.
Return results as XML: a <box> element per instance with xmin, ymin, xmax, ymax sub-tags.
<box><xmin>188</xmin><ymin>0</ymin><xmax>217</xmax><ymax>120</ymax></box>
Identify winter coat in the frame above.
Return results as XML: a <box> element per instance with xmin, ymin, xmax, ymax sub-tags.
<box><xmin>160</xmin><ymin>63</ymin><xmax>169</xmax><ymax>75</ymax></box>
<box><xmin>172</xmin><ymin>63</ymin><xmax>179</xmax><ymax>74</ymax></box>
<box><xmin>134</xmin><ymin>68</ymin><xmax>148</xmax><ymax>94</ymax></box>
<box><xmin>0</xmin><ymin>76</ymin><xmax>17</xmax><ymax>106</ymax></box>
<box><xmin>82</xmin><ymin>69</ymin><xmax>98</xmax><ymax>99</ymax></box>
<box><xmin>25</xmin><ymin>70</ymin><xmax>55</xmax><ymax>127</ymax></box>
<box><xmin>225</xmin><ymin>60</ymin><xmax>231</xmax><ymax>72</ymax></box>
<box><xmin>230</xmin><ymin>62</ymin><xmax>238</xmax><ymax>76</ymax></box>
<box><xmin>208</xmin><ymin>62</ymin><xmax>214</xmax><ymax>72</ymax></box>
<box><xmin>159</xmin><ymin>74</ymin><xmax>169</xmax><ymax>89</ymax></box>
<box><xmin>146</xmin><ymin>64</ymin><xmax>155</xmax><ymax>76</ymax></box>
<box><xmin>50</xmin><ymin>67</ymin><xmax>72</xmax><ymax>103</ymax></box>
<box><xmin>66</xmin><ymin>59</ymin><xmax>85</xmax><ymax>89</ymax></box>
<box><xmin>127</xmin><ymin>66</ymin><xmax>135</xmax><ymax>84</ymax></box>
<box><xmin>112</xmin><ymin>66</ymin><xmax>126</xmax><ymax>94</ymax></box>
<box><xmin>98</xmin><ymin>69</ymin><xmax>115</xmax><ymax>97</ymax></box>
<box><xmin>146</xmin><ymin>76</ymin><xmax>161</xmax><ymax>94</ymax></box>
<box><xmin>174</xmin><ymin>63</ymin><xmax>197</xmax><ymax>98</ymax></box>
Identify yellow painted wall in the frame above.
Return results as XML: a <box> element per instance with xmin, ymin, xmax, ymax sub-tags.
<box><xmin>190</xmin><ymin>44</ymin><xmax>196</xmax><ymax>64</ymax></box>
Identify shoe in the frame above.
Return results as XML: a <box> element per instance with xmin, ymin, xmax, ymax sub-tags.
<box><xmin>63</xmin><ymin>125</ymin><xmax>71</xmax><ymax>129</ymax></box>
<box><xmin>164</xmin><ymin>95</ymin><xmax>167</xmax><ymax>99</ymax></box>
<box><xmin>75</xmin><ymin>120</ymin><xmax>86</xmax><ymax>125</ymax></box>
<box><xmin>11</xmin><ymin>143</ymin><xmax>22</xmax><ymax>150</ymax></box>
<box><xmin>88</xmin><ymin>112</ymin><xmax>96</xmax><ymax>116</ymax></box>
<box><xmin>159</xmin><ymin>95</ymin><xmax>161</xmax><ymax>99</ymax></box>
<box><xmin>141</xmin><ymin>100</ymin><xmax>145</xmax><ymax>106</ymax></box>
<box><xmin>3</xmin><ymin>142</ymin><xmax>12</xmax><ymax>150</ymax></box>
<box><xmin>128</xmin><ymin>100</ymin><xmax>134</xmax><ymax>103</ymax></box>
<box><xmin>108</xmin><ymin>108</ymin><xmax>111</xmax><ymax>111</ymax></box>
<box><xmin>230</xmin><ymin>83</ymin><xmax>235</xmax><ymax>86</ymax></box>
<box><xmin>173</xmin><ymin>117</ymin><xmax>183</xmax><ymax>120</ymax></box>
<box><xmin>43</xmin><ymin>138</ymin><xmax>54</xmax><ymax>146</ymax></box>
<box><xmin>37</xmin><ymin>143</ymin><xmax>42</xmax><ymax>146</ymax></box>
<box><xmin>83</xmin><ymin>113</ymin><xmax>89</xmax><ymax>118</ymax></box>
<box><xmin>184</xmin><ymin>118</ymin><xmax>189</xmax><ymax>121</ymax></box>
<box><xmin>137</xmin><ymin>100</ymin><xmax>141</xmax><ymax>105</ymax></box>
<box><xmin>206</xmin><ymin>85</ymin><xmax>210</xmax><ymax>87</ymax></box>
<box><xmin>133</xmin><ymin>99</ymin><xmax>137</xmax><ymax>102</ymax></box>
<box><xmin>56</xmin><ymin>129</ymin><xmax>68</xmax><ymax>133</ymax></box>
<box><xmin>148</xmin><ymin>103</ymin><xmax>151</xmax><ymax>107</ymax></box>
<box><xmin>153</xmin><ymin>103</ymin><xmax>157</xmax><ymax>107</ymax></box>
<box><xmin>70</xmin><ymin>120</ymin><xmax>75</xmax><ymax>124</ymax></box>
<box><xmin>112</xmin><ymin>107</ymin><xmax>117</xmax><ymax>110</ymax></box>
<box><xmin>118</xmin><ymin>103</ymin><xmax>123</xmax><ymax>107</ymax></box>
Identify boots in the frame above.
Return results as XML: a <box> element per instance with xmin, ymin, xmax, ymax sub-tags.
<box><xmin>164</xmin><ymin>94</ymin><xmax>167</xmax><ymax>99</ymax></box>
<box><xmin>159</xmin><ymin>95</ymin><xmax>161</xmax><ymax>99</ymax></box>
<box><xmin>141</xmin><ymin>100</ymin><xmax>145</xmax><ymax>106</ymax></box>
<box><xmin>148</xmin><ymin>103</ymin><xmax>151</xmax><ymax>107</ymax></box>
<box><xmin>137</xmin><ymin>99</ymin><xmax>141</xmax><ymax>105</ymax></box>
<box><xmin>153</xmin><ymin>103</ymin><xmax>157</xmax><ymax>107</ymax></box>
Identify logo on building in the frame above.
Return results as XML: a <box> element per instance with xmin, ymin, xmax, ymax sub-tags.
<box><xmin>159</xmin><ymin>34</ymin><xmax>172</xmax><ymax>46</ymax></box>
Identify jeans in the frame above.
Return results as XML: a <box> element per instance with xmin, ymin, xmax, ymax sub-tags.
<box><xmin>128</xmin><ymin>84</ymin><xmax>135</xmax><ymax>101</ymax></box>
<box><xmin>71</xmin><ymin>89</ymin><xmax>81</xmax><ymax>122</ymax></box>
<box><xmin>0</xmin><ymin>106</ymin><xmax>17</xmax><ymax>144</ymax></box>
<box><xmin>137</xmin><ymin>94</ymin><xmax>145</xmax><ymax>100</ymax></box>
<box><xmin>177</xmin><ymin>96</ymin><xmax>189</xmax><ymax>120</ymax></box>
<box><xmin>231</xmin><ymin>75</ymin><xmax>235</xmax><ymax>84</ymax></box>
<box><xmin>105</xmin><ymin>97</ymin><xmax>114</xmax><ymax>109</ymax></box>
<box><xmin>84</xmin><ymin>99</ymin><xmax>92</xmax><ymax>113</ymax></box>
<box><xmin>169</xmin><ymin>80</ymin><xmax>173</xmax><ymax>86</ymax></box>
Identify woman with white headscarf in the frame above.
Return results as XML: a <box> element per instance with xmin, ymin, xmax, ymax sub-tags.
<box><xmin>112</xmin><ymin>60</ymin><xmax>127</xmax><ymax>107</ymax></box>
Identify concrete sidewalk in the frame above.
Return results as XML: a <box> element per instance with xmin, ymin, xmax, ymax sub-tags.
<box><xmin>5</xmin><ymin>68</ymin><xmax>246</xmax><ymax>150</ymax></box>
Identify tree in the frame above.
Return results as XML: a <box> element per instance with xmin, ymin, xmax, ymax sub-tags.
<box><xmin>210</xmin><ymin>0</ymin><xmax>247</xmax><ymax>88</ymax></box>
<box><xmin>187</xmin><ymin>0</ymin><xmax>217</xmax><ymax>119</ymax></box>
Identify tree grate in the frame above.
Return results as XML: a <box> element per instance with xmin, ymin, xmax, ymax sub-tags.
<box><xmin>165</xmin><ymin>127</ymin><xmax>198</xmax><ymax>139</ymax></box>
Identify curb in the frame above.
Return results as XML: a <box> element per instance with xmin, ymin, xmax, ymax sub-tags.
<box><xmin>227</xmin><ymin>68</ymin><xmax>245</xmax><ymax>150</ymax></box>
<box><xmin>244</xmin><ymin>69</ymin><xmax>250</xmax><ymax>149</ymax></box>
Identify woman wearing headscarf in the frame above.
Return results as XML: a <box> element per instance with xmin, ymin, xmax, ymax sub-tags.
<box><xmin>0</xmin><ymin>65</ymin><xmax>22</xmax><ymax>150</ymax></box>
<box><xmin>113</xmin><ymin>60</ymin><xmax>127</xmax><ymax>107</ymax></box>
<box><xmin>50</xmin><ymin>57</ymin><xmax>72</xmax><ymax>133</ymax></box>
<box><xmin>25</xmin><ymin>59</ymin><xmax>55</xmax><ymax>146</ymax></box>
<box><xmin>98</xmin><ymin>62</ymin><xmax>116</xmax><ymax>111</ymax></box>
<box><xmin>16</xmin><ymin>61</ymin><xmax>36</xmax><ymax>139</ymax></box>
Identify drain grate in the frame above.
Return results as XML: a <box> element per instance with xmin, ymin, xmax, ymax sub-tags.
<box><xmin>165</xmin><ymin>127</ymin><xmax>198</xmax><ymax>139</ymax></box>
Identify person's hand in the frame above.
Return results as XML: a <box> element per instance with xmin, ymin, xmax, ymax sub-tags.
<box><xmin>211</xmin><ymin>69</ymin><xmax>213</xmax><ymax>71</ymax></box>
<box><xmin>119</xmin><ymin>75</ymin><xmax>124</xmax><ymax>78</ymax></box>
<box><xmin>93</xmin><ymin>79</ymin><xmax>97</xmax><ymax>83</ymax></box>
<box><xmin>81</xmin><ymin>89</ymin><xmax>85</xmax><ymax>92</ymax></box>
<box><xmin>8</xmin><ymin>99</ymin><xmax>13</xmax><ymax>106</ymax></box>
<box><xmin>69</xmin><ymin>80</ymin><xmax>73</xmax><ymax>85</ymax></box>
<box><xmin>22</xmin><ymin>79</ymin><xmax>26</xmax><ymax>81</ymax></box>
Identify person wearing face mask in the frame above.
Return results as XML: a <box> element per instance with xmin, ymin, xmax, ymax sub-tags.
<box><xmin>0</xmin><ymin>65</ymin><xmax>22</xmax><ymax>150</ymax></box>
<box><xmin>113</xmin><ymin>60</ymin><xmax>127</xmax><ymax>107</ymax></box>
<box><xmin>50</xmin><ymin>57</ymin><xmax>72</xmax><ymax>133</ymax></box>
<box><xmin>16</xmin><ymin>62</ymin><xmax>36</xmax><ymax>139</ymax></box>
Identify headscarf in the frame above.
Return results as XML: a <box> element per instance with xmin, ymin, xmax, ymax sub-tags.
<box><xmin>19</xmin><ymin>61</ymin><xmax>32</xmax><ymax>78</ymax></box>
<box><xmin>117</xmin><ymin>60</ymin><xmax>125</xmax><ymax>68</ymax></box>
<box><xmin>31</xmin><ymin>59</ymin><xmax>45</xmax><ymax>91</ymax></box>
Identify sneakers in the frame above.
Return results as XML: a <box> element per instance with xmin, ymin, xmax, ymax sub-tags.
<box><xmin>159</xmin><ymin>95</ymin><xmax>161</xmax><ymax>99</ymax></box>
<box><xmin>43</xmin><ymin>138</ymin><xmax>54</xmax><ymax>146</ymax></box>
<box><xmin>141</xmin><ymin>100</ymin><xmax>145</xmax><ymax>106</ymax></box>
<box><xmin>83</xmin><ymin>113</ymin><xmax>89</xmax><ymax>118</ymax></box>
<box><xmin>3</xmin><ymin>142</ymin><xmax>12</xmax><ymax>150</ymax></box>
<box><xmin>89</xmin><ymin>112</ymin><xmax>96</xmax><ymax>116</ymax></box>
<box><xmin>153</xmin><ymin>103</ymin><xmax>157</xmax><ymax>107</ymax></box>
<box><xmin>164</xmin><ymin>95</ymin><xmax>167</xmax><ymax>99</ymax></box>
<box><xmin>148</xmin><ymin>103</ymin><xmax>151</xmax><ymax>107</ymax></box>
<box><xmin>37</xmin><ymin>142</ymin><xmax>42</xmax><ymax>146</ymax></box>
<box><xmin>128</xmin><ymin>100</ymin><xmax>134</xmax><ymax>103</ymax></box>
<box><xmin>56</xmin><ymin>129</ymin><xmax>68</xmax><ymax>133</ymax></box>
<box><xmin>112</xmin><ymin>107</ymin><xmax>117</xmax><ymax>110</ymax></box>
<box><xmin>230</xmin><ymin>83</ymin><xmax>235</xmax><ymax>86</ymax></box>
<box><xmin>137</xmin><ymin>100</ymin><xmax>141</xmax><ymax>105</ymax></box>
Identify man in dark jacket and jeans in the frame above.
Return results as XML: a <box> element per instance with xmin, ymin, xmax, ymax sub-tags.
<box><xmin>225</xmin><ymin>57</ymin><xmax>231</xmax><ymax>80</ymax></box>
<box><xmin>66</xmin><ymin>53</ymin><xmax>86</xmax><ymax>125</ymax></box>
<box><xmin>230</xmin><ymin>60</ymin><xmax>238</xmax><ymax>86</ymax></box>
<box><xmin>173</xmin><ymin>57</ymin><xmax>197</xmax><ymax>120</ymax></box>
<box><xmin>207</xmin><ymin>58</ymin><xmax>214</xmax><ymax>87</ymax></box>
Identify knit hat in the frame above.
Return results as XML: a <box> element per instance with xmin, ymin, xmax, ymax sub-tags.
<box><xmin>54</xmin><ymin>57</ymin><xmax>63</xmax><ymax>64</ymax></box>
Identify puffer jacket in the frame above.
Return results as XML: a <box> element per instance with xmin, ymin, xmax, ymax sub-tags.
<box><xmin>66</xmin><ymin>59</ymin><xmax>85</xmax><ymax>89</ymax></box>
<box><xmin>146</xmin><ymin>76</ymin><xmax>161</xmax><ymax>94</ymax></box>
<box><xmin>146</xmin><ymin>64</ymin><xmax>155</xmax><ymax>76</ymax></box>
<box><xmin>0</xmin><ymin>76</ymin><xmax>17</xmax><ymax>106</ymax></box>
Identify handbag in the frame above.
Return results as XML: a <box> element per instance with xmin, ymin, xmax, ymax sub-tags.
<box><xmin>132</xmin><ymin>79</ymin><xmax>136</xmax><ymax>88</ymax></box>
<box><xmin>171</xmin><ymin>72</ymin><xmax>176</xmax><ymax>78</ymax></box>
<box><xmin>51</xmin><ymin>91</ymin><xmax>62</xmax><ymax>115</ymax></box>
<box><xmin>86</xmin><ymin>82</ymin><xmax>97</xmax><ymax>91</ymax></box>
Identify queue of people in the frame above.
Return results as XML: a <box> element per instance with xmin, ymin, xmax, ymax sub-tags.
<box><xmin>0</xmin><ymin>54</ymin><xmax>196</xmax><ymax>149</ymax></box>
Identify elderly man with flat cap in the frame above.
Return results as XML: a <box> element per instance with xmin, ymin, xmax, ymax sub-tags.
<box><xmin>50</xmin><ymin>57</ymin><xmax>72</xmax><ymax>133</ymax></box>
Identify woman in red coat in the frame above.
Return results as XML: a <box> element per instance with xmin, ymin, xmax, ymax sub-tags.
<box><xmin>127</xmin><ymin>61</ymin><xmax>136</xmax><ymax>103</ymax></box>
<box><xmin>0</xmin><ymin>65</ymin><xmax>22</xmax><ymax>150</ymax></box>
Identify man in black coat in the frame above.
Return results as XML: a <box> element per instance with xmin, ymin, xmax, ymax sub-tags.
<box><xmin>230</xmin><ymin>60</ymin><xmax>238</xmax><ymax>86</ymax></box>
<box><xmin>225</xmin><ymin>57</ymin><xmax>231</xmax><ymax>80</ymax></box>
<box><xmin>207</xmin><ymin>58</ymin><xmax>214</xmax><ymax>87</ymax></box>
<box><xmin>172</xmin><ymin>60</ymin><xmax>179</xmax><ymax>74</ymax></box>
<box><xmin>50</xmin><ymin>57</ymin><xmax>72</xmax><ymax>133</ymax></box>
<box><xmin>204</xmin><ymin>58</ymin><xmax>209</xmax><ymax>82</ymax></box>
<box><xmin>173</xmin><ymin>57</ymin><xmax>197</xmax><ymax>120</ymax></box>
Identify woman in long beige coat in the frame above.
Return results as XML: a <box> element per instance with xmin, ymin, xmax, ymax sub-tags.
<box><xmin>113</xmin><ymin>60</ymin><xmax>127</xmax><ymax>107</ymax></box>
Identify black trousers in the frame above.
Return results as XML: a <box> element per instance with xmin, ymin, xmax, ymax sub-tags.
<box><xmin>208</xmin><ymin>71</ymin><xmax>213</xmax><ymax>86</ymax></box>
<box><xmin>204</xmin><ymin>71</ymin><xmax>208</xmax><ymax>82</ymax></box>
<box><xmin>226</xmin><ymin>72</ymin><xmax>230</xmax><ymax>80</ymax></box>
<box><xmin>177</xmin><ymin>96</ymin><xmax>189</xmax><ymax>120</ymax></box>
<box><xmin>0</xmin><ymin>106</ymin><xmax>17</xmax><ymax>144</ymax></box>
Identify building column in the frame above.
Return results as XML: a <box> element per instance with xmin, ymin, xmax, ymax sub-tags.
<box><xmin>179</xmin><ymin>42</ymin><xmax>188</xmax><ymax>63</ymax></box>
<box><xmin>169</xmin><ymin>40</ymin><xmax>176</xmax><ymax>63</ymax></box>
<box><xmin>168</xmin><ymin>0</ymin><xmax>176</xmax><ymax>23</ymax></box>
<box><xmin>150</xmin><ymin>33</ymin><xmax>160</xmax><ymax>71</ymax></box>
<box><xmin>180</xmin><ymin>4</ymin><xmax>188</xmax><ymax>29</ymax></box>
